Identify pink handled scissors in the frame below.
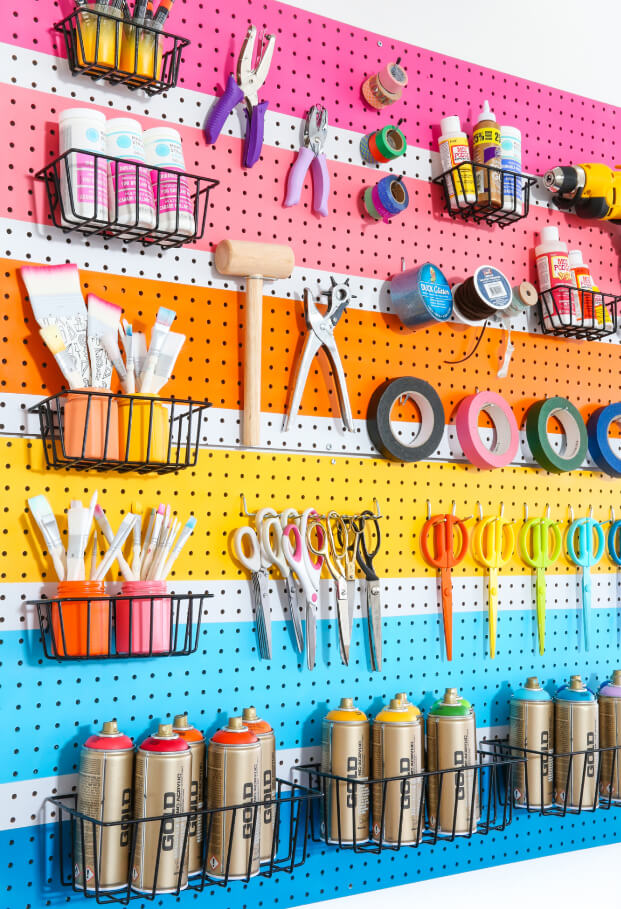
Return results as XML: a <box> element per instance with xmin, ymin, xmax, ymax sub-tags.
<box><xmin>282</xmin><ymin>508</ymin><xmax>324</xmax><ymax>669</ymax></box>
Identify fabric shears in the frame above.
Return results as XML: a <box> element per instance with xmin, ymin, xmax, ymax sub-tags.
<box><xmin>284</xmin><ymin>105</ymin><xmax>330</xmax><ymax>217</ymax></box>
<box><xmin>233</xmin><ymin>506</ymin><xmax>278</xmax><ymax>659</ymax></box>
<box><xmin>566</xmin><ymin>510</ymin><xmax>605</xmax><ymax>652</ymax></box>
<box><xmin>472</xmin><ymin>508</ymin><xmax>515</xmax><ymax>659</ymax></box>
<box><xmin>305</xmin><ymin>511</ymin><xmax>354</xmax><ymax>665</ymax></box>
<box><xmin>420</xmin><ymin>505</ymin><xmax>469</xmax><ymax>661</ymax></box>
<box><xmin>351</xmin><ymin>510</ymin><xmax>383</xmax><ymax>671</ymax></box>
<box><xmin>260</xmin><ymin>509</ymin><xmax>304</xmax><ymax>653</ymax></box>
<box><xmin>281</xmin><ymin>508</ymin><xmax>324</xmax><ymax>669</ymax></box>
<box><xmin>204</xmin><ymin>25</ymin><xmax>275</xmax><ymax>168</ymax></box>
<box><xmin>518</xmin><ymin>507</ymin><xmax>562</xmax><ymax>655</ymax></box>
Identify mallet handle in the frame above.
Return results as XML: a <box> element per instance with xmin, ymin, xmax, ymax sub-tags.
<box><xmin>244</xmin><ymin>276</ymin><xmax>263</xmax><ymax>447</ymax></box>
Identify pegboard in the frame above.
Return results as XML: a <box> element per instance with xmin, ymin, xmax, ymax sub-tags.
<box><xmin>2</xmin><ymin>1</ymin><xmax>621</xmax><ymax>908</ymax></box>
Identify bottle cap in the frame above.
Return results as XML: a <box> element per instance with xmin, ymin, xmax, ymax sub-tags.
<box><xmin>389</xmin><ymin>698</ymin><xmax>405</xmax><ymax>710</ymax></box>
<box><xmin>173</xmin><ymin>713</ymin><xmax>189</xmax><ymax>729</ymax></box>
<box><xmin>569</xmin><ymin>675</ymin><xmax>584</xmax><ymax>690</ymax></box>
<box><xmin>476</xmin><ymin>99</ymin><xmax>496</xmax><ymax>123</ymax></box>
<box><xmin>440</xmin><ymin>115</ymin><xmax>462</xmax><ymax>135</ymax></box>
<box><xmin>568</xmin><ymin>250</ymin><xmax>585</xmax><ymax>267</ymax></box>
<box><xmin>525</xmin><ymin>677</ymin><xmax>542</xmax><ymax>690</ymax></box>
<box><xmin>443</xmin><ymin>687</ymin><xmax>459</xmax><ymax>704</ymax></box>
<box><xmin>339</xmin><ymin>697</ymin><xmax>354</xmax><ymax>710</ymax></box>
<box><xmin>613</xmin><ymin>670</ymin><xmax>621</xmax><ymax>686</ymax></box>
<box><xmin>540</xmin><ymin>226</ymin><xmax>560</xmax><ymax>245</ymax></box>
<box><xmin>500</xmin><ymin>125</ymin><xmax>522</xmax><ymax>140</ymax></box>
<box><xmin>101</xmin><ymin>720</ymin><xmax>119</xmax><ymax>735</ymax></box>
<box><xmin>228</xmin><ymin>717</ymin><xmax>244</xmax><ymax>731</ymax></box>
<box><xmin>156</xmin><ymin>723</ymin><xmax>175</xmax><ymax>738</ymax></box>
<box><xmin>242</xmin><ymin>707</ymin><xmax>258</xmax><ymax>722</ymax></box>
<box><xmin>395</xmin><ymin>692</ymin><xmax>409</xmax><ymax>703</ymax></box>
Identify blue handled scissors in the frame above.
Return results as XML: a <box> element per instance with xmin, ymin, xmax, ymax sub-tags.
<box><xmin>566</xmin><ymin>511</ymin><xmax>605</xmax><ymax>651</ymax></box>
<box><xmin>607</xmin><ymin>508</ymin><xmax>621</xmax><ymax>604</ymax></box>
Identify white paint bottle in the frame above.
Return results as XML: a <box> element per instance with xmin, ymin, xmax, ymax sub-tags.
<box><xmin>58</xmin><ymin>108</ymin><xmax>108</xmax><ymax>226</ymax></box>
<box><xmin>106</xmin><ymin>118</ymin><xmax>156</xmax><ymax>231</ymax></box>
<box><xmin>143</xmin><ymin>127</ymin><xmax>195</xmax><ymax>237</ymax></box>
<box><xmin>535</xmin><ymin>226</ymin><xmax>580</xmax><ymax>329</ymax></box>
<box><xmin>438</xmin><ymin>116</ymin><xmax>476</xmax><ymax>209</ymax></box>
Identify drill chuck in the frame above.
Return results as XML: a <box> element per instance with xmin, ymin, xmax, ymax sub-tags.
<box><xmin>543</xmin><ymin>165</ymin><xmax>585</xmax><ymax>196</ymax></box>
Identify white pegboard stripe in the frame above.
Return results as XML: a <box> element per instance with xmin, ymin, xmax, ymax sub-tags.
<box><xmin>4</xmin><ymin>573</ymin><xmax>620</xmax><ymax>633</ymax></box>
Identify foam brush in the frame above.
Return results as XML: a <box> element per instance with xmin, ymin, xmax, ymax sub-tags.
<box><xmin>132</xmin><ymin>331</ymin><xmax>147</xmax><ymax>378</ymax></box>
<box><xmin>120</xmin><ymin>320</ymin><xmax>135</xmax><ymax>394</ymax></box>
<box><xmin>87</xmin><ymin>295</ymin><xmax>122</xmax><ymax>389</ymax></box>
<box><xmin>21</xmin><ymin>264</ymin><xmax>90</xmax><ymax>386</ymax></box>
<box><xmin>39</xmin><ymin>325</ymin><xmax>85</xmax><ymax>390</ymax></box>
<box><xmin>101</xmin><ymin>333</ymin><xmax>128</xmax><ymax>388</ymax></box>
<box><xmin>93</xmin><ymin>504</ymin><xmax>135</xmax><ymax>581</ymax></box>
<box><xmin>28</xmin><ymin>494</ymin><xmax>66</xmax><ymax>580</ymax></box>
<box><xmin>66</xmin><ymin>500</ymin><xmax>92</xmax><ymax>581</ymax></box>
<box><xmin>149</xmin><ymin>517</ymin><xmax>178</xmax><ymax>580</ymax></box>
<box><xmin>139</xmin><ymin>307</ymin><xmax>176</xmax><ymax>394</ymax></box>
<box><xmin>161</xmin><ymin>515</ymin><xmax>196</xmax><ymax>578</ymax></box>
<box><xmin>150</xmin><ymin>331</ymin><xmax>185</xmax><ymax>394</ymax></box>
<box><xmin>93</xmin><ymin>513</ymin><xmax>138</xmax><ymax>581</ymax></box>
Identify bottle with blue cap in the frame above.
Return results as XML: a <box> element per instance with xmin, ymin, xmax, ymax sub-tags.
<box><xmin>509</xmin><ymin>677</ymin><xmax>553</xmax><ymax>809</ymax></box>
<box><xmin>598</xmin><ymin>669</ymin><xmax>621</xmax><ymax>802</ymax></box>
<box><xmin>554</xmin><ymin>675</ymin><xmax>599</xmax><ymax>810</ymax></box>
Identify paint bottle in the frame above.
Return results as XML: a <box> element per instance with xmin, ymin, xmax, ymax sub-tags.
<box><xmin>143</xmin><ymin>127</ymin><xmax>196</xmax><ymax>237</ymax></box>
<box><xmin>472</xmin><ymin>100</ymin><xmax>502</xmax><ymax>208</ymax></box>
<box><xmin>58</xmin><ymin>108</ymin><xmax>108</xmax><ymax>225</ymax></box>
<box><xmin>499</xmin><ymin>125</ymin><xmax>523</xmax><ymax>214</ymax></box>
<box><xmin>438</xmin><ymin>116</ymin><xmax>476</xmax><ymax>209</ymax></box>
<box><xmin>535</xmin><ymin>226</ymin><xmax>579</xmax><ymax>329</ymax></box>
<box><xmin>568</xmin><ymin>249</ymin><xmax>599</xmax><ymax>329</ymax></box>
<box><xmin>106</xmin><ymin>118</ymin><xmax>156</xmax><ymax>231</ymax></box>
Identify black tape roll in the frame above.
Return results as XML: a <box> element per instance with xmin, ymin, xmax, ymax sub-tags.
<box><xmin>367</xmin><ymin>377</ymin><xmax>445</xmax><ymax>462</ymax></box>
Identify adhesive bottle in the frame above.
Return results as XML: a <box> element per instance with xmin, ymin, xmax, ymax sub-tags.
<box><xmin>143</xmin><ymin>127</ymin><xmax>195</xmax><ymax>237</ymax></box>
<box><xmin>106</xmin><ymin>118</ymin><xmax>156</xmax><ymax>231</ymax></box>
<box><xmin>535</xmin><ymin>226</ymin><xmax>579</xmax><ymax>329</ymax></box>
<box><xmin>568</xmin><ymin>250</ymin><xmax>598</xmax><ymax>329</ymax></box>
<box><xmin>500</xmin><ymin>125</ymin><xmax>523</xmax><ymax>214</ymax></box>
<box><xmin>59</xmin><ymin>108</ymin><xmax>108</xmax><ymax>226</ymax></box>
<box><xmin>472</xmin><ymin>100</ymin><xmax>502</xmax><ymax>208</ymax></box>
<box><xmin>438</xmin><ymin>116</ymin><xmax>476</xmax><ymax>209</ymax></box>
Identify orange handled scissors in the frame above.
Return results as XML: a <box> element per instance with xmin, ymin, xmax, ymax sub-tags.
<box><xmin>421</xmin><ymin>506</ymin><xmax>469</xmax><ymax>661</ymax></box>
<box><xmin>472</xmin><ymin>509</ymin><xmax>515</xmax><ymax>659</ymax></box>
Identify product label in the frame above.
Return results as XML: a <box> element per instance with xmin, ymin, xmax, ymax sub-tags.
<box><xmin>500</xmin><ymin>135</ymin><xmax>523</xmax><ymax>211</ymax></box>
<box><xmin>473</xmin><ymin>127</ymin><xmax>501</xmax><ymax>196</ymax></box>
<box><xmin>110</xmin><ymin>161</ymin><xmax>156</xmax><ymax>212</ymax></box>
<box><xmin>537</xmin><ymin>253</ymin><xmax>578</xmax><ymax>324</ymax></box>
<box><xmin>474</xmin><ymin>266</ymin><xmax>511</xmax><ymax>309</ymax></box>
<box><xmin>151</xmin><ymin>170</ymin><xmax>194</xmax><ymax>217</ymax></box>
<box><xmin>73</xmin><ymin>152</ymin><xmax>108</xmax><ymax>209</ymax></box>
<box><xmin>417</xmin><ymin>264</ymin><xmax>453</xmax><ymax>320</ymax></box>
<box><xmin>439</xmin><ymin>138</ymin><xmax>475</xmax><ymax>206</ymax></box>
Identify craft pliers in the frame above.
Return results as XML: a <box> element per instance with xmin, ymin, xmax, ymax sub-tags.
<box><xmin>284</xmin><ymin>105</ymin><xmax>330</xmax><ymax>217</ymax></box>
<box><xmin>204</xmin><ymin>25</ymin><xmax>275</xmax><ymax>168</ymax></box>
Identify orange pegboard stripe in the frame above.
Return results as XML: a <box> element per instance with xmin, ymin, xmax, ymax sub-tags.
<box><xmin>3</xmin><ymin>258</ymin><xmax>621</xmax><ymax>430</ymax></box>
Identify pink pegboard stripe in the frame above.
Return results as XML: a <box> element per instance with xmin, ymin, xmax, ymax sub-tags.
<box><xmin>2</xmin><ymin>0</ymin><xmax>619</xmax><ymax>175</ymax></box>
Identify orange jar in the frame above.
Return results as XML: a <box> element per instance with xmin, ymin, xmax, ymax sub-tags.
<box><xmin>52</xmin><ymin>580</ymin><xmax>110</xmax><ymax>657</ymax></box>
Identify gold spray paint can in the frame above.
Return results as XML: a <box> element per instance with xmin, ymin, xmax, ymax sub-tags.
<box><xmin>132</xmin><ymin>724</ymin><xmax>191</xmax><ymax>894</ymax></box>
<box><xmin>74</xmin><ymin>720</ymin><xmax>134</xmax><ymax>892</ymax></box>
<box><xmin>172</xmin><ymin>713</ymin><xmax>206</xmax><ymax>876</ymax></box>
<box><xmin>426</xmin><ymin>688</ymin><xmax>479</xmax><ymax>835</ymax></box>
<box><xmin>372</xmin><ymin>698</ymin><xmax>424</xmax><ymax>845</ymax></box>
<box><xmin>206</xmin><ymin>717</ymin><xmax>261</xmax><ymax>880</ymax></box>
<box><xmin>322</xmin><ymin>698</ymin><xmax>370</xmax><ymax>844</ymax></box>
<box><xmin>598</xmin><ymin>670</ymin><xmax>621</xmax><ymax>801</ymax></box>
<box><xmin>554</xmin><ymin>675</ymin><xmax>599</xmax><ymax>809</ymax></box>
<box><xmin>509</xmin><ymin>677</ymin><xmax>554</xmax><ymax>809</ymax></box>
<box><xmin>241</xmin><ymin>707</ymin><xmax>276</xmax><ymax>864</ymax></box>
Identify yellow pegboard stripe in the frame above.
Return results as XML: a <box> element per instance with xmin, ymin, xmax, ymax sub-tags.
<box><xmin>3</xmin><ymin>438</ymin><xmax>621</xmax><ymax>584</ymax></box>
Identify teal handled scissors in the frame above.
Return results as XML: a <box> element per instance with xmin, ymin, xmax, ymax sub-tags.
<box><xmin>566</xmin><ymin>509</ymin><xmax>605</xmax><ymax>652</ymax></box>
<box><xmin>518</xmin><ymin>506</ymin><xmax>562</xmax><ymax>655</ymax></box>
<box><xmin>607</xmin><ymin>507</ymin><xmax>621</xmax><ymax>586</ymax></box>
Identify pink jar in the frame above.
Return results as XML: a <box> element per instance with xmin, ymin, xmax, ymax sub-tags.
<box><xmin>115</xmin><ymin>580</ymin><xmax>171</xmax><ymax>655</ymax></box>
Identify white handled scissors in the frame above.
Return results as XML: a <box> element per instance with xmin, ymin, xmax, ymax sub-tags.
<box><xmin>233</xmin><ymin>507</ymin><xmax>277</xmax><ymax>660</ymax></box>
<box><xmin>282</xmin><ymin>508</ymin><xmax>324</xmax><ymax>669</ymax></box>
<box><xmin>261</xmin><ymin>512</ymin><xmax>304</xmax><ymax>653</ymax></box>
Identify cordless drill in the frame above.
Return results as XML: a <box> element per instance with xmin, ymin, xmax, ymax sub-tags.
<box><xmin>544</xmin><ymin>163</ymin><xmax>621</xmax><ymax>222</ymax></box>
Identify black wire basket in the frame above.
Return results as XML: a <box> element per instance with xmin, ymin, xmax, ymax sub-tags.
<box><xmin>35</xmin><ymin>150</ymin><xmax>219</xmax><ymax>249</ymax></box>
<box><xmin>538</xmin><ymin>285</ymin><xmax>619</xmax><ymax>339</ymax></box>
<box><xmin>481</xmin><ymin>739</ymin><xmax>621</xmax><ymax>815</ymax></box>
<box><xmin>55</xmin><ymin>6</ymin><xmax>189</xmax><ymax>96</ymax></box>
<box><xmin>31</xmin><ymin>591</ymin><xmax>210</xmax><ymax>661</ymax></box>
<box><xmin>296</xmin><ymin>747</ymin><xmax>523</xmax><ymax>853</ymax></box>
<box><xmin>47</xmin><ymin>780</ymin><xmax>321</xmax><ymax>904</ymax></box>
<box><xmin>433</xmin><ymin>161</ymin><xmax>537</xmax><ymax>227</ymax></box>
<box><xmin>29</xmin><ymin>391</ymin><xmax>211</xmax><ymax>474</ymax></box>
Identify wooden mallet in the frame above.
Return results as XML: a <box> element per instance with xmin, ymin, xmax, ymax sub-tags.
<box><xmin>215</xmin><ymin>239</ymin><xmax>295</xmax><ymax>447</ymax></box>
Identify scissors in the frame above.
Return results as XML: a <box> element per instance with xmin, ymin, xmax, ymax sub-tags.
<box><xmin>351</xmin><ymin>510</ymin><xmax>382</xmax><ymax>671</ymax></box>
<box><xmin>281</xmin><ymin>508</ymin><xmax>324</xmax><ymax>669</ymax></box>
<box><xmin>566</xmin><ymin>511</ymin><xmax>605</xmax><ymax>652</ymax></box>
<box><xmin>307</xmin><ymin>511</ymin><xmax>352</xmax><ymax>665</ymax></box>
<box><xmin>233</xmin><ymin>506</ymin><xmax>277</xmax><ymax>659</ymax></box>
<box><xmin>518</xmin><ymin>508</ymin><xmax>562</xmax><ymax>655</ymax></box>
<box><xmin>472</xmin><ymin>509</ymin><xmax>515</xmax><ymax>659</ymax></box>
<box><xmin>420</xmin><ymin>505</ymin><xmax>469</xmax><ymax>661</ymax></box>
<box><xmin>261</xmin><ymin>512</ymin><xmax>304</xmax><ymax>653</ymax></box>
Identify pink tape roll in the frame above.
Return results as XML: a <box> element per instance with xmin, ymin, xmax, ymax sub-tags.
<box><xmin>371</xmin><ymin>184</ymin><xmax>393</xmax><ymax>223</ymax></box>
<box><xmin>455</xmin><ymin>390</ymin><xmax>519</xmax><ymax>469</ymax></box>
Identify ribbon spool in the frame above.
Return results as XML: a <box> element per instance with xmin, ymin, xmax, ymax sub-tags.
<box><xmin>360</xmin><ymin>124</ymin><xmax>407</xmax><ymax>164</ymax></box>
<box><xmin>452</xmin><ymin>265</ymin><xmax>512</xmax><ymax>325</ymax></box>
<box><xmin>362</xmin><ymin>61</ymin><xmax>408</xmax><ymax>109</ymax></box>
<box><xmin>367</xmin><ymin>377</ymin><xmax>445</xmax><ymax>462</ymax></box>
<box><xmin>587</xmin><ymin>403</ymin><xmax>621</xmax><ymax>477</ymax></box>
<box><xmin>505</xmin><ymin>281</ymin><xmax>538</xmax><ymax>318</ymax></box>
<box><xmin>391</xmin><ymin>262</ymin><xmax>453</xmax><ymax>328</ymax></box>
<box><xmin>526</xmin><ymin>396</ymin><xmax>588</xmax><ymax>473</ymax></box>
<box><xmin>455</xmin><ymin>390</ymin><xmax>519</xmax><ymax>469</ymax></box>
<box><xmin>364</xmin><ymin>175</ymin><xmax>409</xmax><ymax>223</ymax></box>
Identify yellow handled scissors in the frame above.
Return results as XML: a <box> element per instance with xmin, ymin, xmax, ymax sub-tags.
<box><xmin>472</xmin><ymin>508</ymin><xmax>514</xmax><ymax>659</ymax></box>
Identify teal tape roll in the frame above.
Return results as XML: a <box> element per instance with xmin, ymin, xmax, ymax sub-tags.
<box><xmin>526</xmin><ymin>396</ymin><xmax>588</xmax><ymax>474</ymax></box>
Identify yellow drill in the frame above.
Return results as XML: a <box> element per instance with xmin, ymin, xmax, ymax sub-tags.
<box><xmin>544</xmin><ymin>163</ymin><xmax>621</xmax><ymax>222</ymax></box>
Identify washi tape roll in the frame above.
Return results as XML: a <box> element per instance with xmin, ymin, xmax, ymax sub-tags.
<box><xmin>587</xmin><ymin>403</ymin><xmax>621</xmax><ymax>477</ymax></box>
<box><xmin>366</xmin><ymin>175</ymin><xmax>409</xmax><ymax>222</ymax></box>
<box><xmin>363</xmin><ymin>186</ymin><xmax>383</xmax><ymax>220</ymax></box>
<box><xmin>360</xmin><ymin>125</ymin><xmax>407</xmax><ymax>163</ymax></box>
<box><xmin>367</xmin><ymin>377</ymin><xmax>445</xmax><ymax>462</ymax></box>
<box><xmin>526</xmin><ymin>396</ymin><xmax>588</xmax><ymax>474</ymax></box>
<box><xmin>362</xmin><ymin>62</ymin><xmax>408</xmax><ymax>109</ymax></box>
<box><xmin>455</xmin><ymin>390</ymin><xmax>519</xmax><ymax>469</ymax></box>
<box><xmin>391</xmin><ymin>262</ymin><xmax>453</xmax><ymax>328</ymax></box>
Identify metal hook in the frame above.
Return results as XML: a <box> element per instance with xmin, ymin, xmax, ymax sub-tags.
<box><xmin>612</xmin><ymin>506</ymin><xmax>616</xmax><ymax>523</ymax></box>
<box><xmin>589</xmin><ymin>504</ymin><xmax>593</xmax><ymax>520</ymax></box>
<box><xmin>499</xmin><ymin>502</ymin><xmax>505</xmax><ymax>519</ymax></box>
<box><xmin>476</xmin><ymin>501</ymin><xmax>483</xmax><ymax>521</ymax></box>
<box><xmin>545</xmin><ymin>504</ymin><xmax>550</xmax><ymax>519</ymax></box>
<box><xmin>451</xmin><ymin>500</ymin><xmax>456</xmax><ymax>516</ymax></box>
<box><xmin>240</xmin><ymin>493</ymin><xmax>257</xmax><ymax>517</ymax></box>
<box><xmin>568</xmin><ymin>505</ymin><xmax>574</xmax><ymax>523</ymax></box>
<box><xmin>524</xmin><ymin>503</ymin><xmax>529</xmax><ymax>521</ymax></box>
<box><xmin>426</xmin><ymin>499</ymin><xmax>432</xmax><ymax>520</ymax></box>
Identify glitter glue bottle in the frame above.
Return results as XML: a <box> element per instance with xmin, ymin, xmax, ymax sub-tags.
<box><xmin>361</xmin><ymin>61</ymin><xmax>408</xmax><ymax>110</ymax></box>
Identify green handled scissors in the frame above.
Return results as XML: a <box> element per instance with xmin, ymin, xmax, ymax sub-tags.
<box><xmin>518</xmin><ymin>507</ymin><xmax>562</xmax><ymax>655</ymax></box>
<box><xmin>472</xmin><ymin>508</ymin><xmax>514</xmax><ymax>659</ymax></box>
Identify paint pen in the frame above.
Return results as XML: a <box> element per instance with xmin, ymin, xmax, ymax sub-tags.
<box><xmin>500</xmin><ymin>125</ymin><xmax>523</xmax><ymax>214</ymax></box>
<box><xmin>535</xmin><ymin>227</ymin><xmax>580</xmax><ymax>329</ymax></box>
<box><xmin>438</xmin><ymin>116</ymin><xmax>475</xmax><ymax>208</ymax></box>
<box><xmin>472</xmin><ymin>100</ymin><xmax>502</xmax><ymax>208</ymax></box>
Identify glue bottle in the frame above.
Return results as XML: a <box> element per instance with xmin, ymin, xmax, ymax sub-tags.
<box><xmin>472</xmin><ymin>100</ymin><xmax>502</xmax><ymax>208</ymax></box>
<box><xmin>500</xmin><ymin>125</ymin><xmax>523</xmax><ymax>214</ymax></box>
<box><xmin>569</xmin><ymin>250</ymin><xmax>601</xmax><ymax>329</ymax></box>
<box><xmin>438</xmin><ymin>116</ymin><xmax>476</xmax><ymax>209</ymax></box>
<box><xmin>535</xmin><ymin>227</ymin><xmax>579</xmax><ymax>329</ymax></box>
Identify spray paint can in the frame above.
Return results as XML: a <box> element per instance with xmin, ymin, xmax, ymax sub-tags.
<box><xmin>322</xmin><ymin>698</ymin><xmax>370</xmax><ymax>844</ymax></box>
<box><xmin>206</xmin><ymin>717</ymin><xmax>261</xmax><ymax>880</ymax></box>
<box><xmin>395</xmin><ymin>693</ymin><xmax>426</xmax><ymax>761</ymax></box>
<box><xmin>554</xmin><ymin>675</ymin><xmax>599</xmax><ymax>809</ymax></box>
<box><xmin>172</xmin><ymin>713</ymin><xmax>205</xmax><ymax>877</ymax></box>
<box><xmin>509</xmin><ymin>677</ymin><xmax>553</xmax><ymax>809</ymax></box>
<box><xmin>74</xmin><ymin>720</ymin><xmax>134</xmax><ymax>892</ymax></box>
<box><xmin>426</xmin><ymin>688</ymin><xmax>479</xmax><ymax>835</ymax></box>
<box><xmin>372</xmin><ymin>698</ymin><xmax>424</xmax><ymax>845</ymax></box>
<box><xmin>132</xmin><ymin>724</ymin><xmax>191</xmax><ymax>894</ymax></box>
<box><xmin>241</xmin><ymin>707</ymin><xmax>276</xmax><ymax>864</ymax></box>
<box><xmin>598</xmin><ymin>670</ymin><xmax>621</xmax><ymax>801</ymax></box>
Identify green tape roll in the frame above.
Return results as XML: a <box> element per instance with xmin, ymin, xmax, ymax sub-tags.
<box><xmin>375</xmin><ymin>125</ymin><xmax>407</xmax><ymax>160</ymax></box>
<box><xmin>526</xmin><ymin>396</ymin><xmax>588</xmax><ymax>474</ymax></box>
<box><xmin>363</xmin><ymin>186</ymin><xmax>382</xmax><ymax>220</ymax></box>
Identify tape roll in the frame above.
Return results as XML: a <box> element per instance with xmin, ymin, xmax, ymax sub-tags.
<box><xmin>526</xmin><ymin>396</ymin><xmax>588</xmax><ymax>474</ymax></box>
<box><xmin>363</xmin><ymin>186</ymin><xmax>383</xmax><ymax>220</ymax></box>
<box><xmin>506</xmin><ymin>281</ymin><xmax>538</xmax><ymax>317</ymax></box>
<box><xmin>587</xmin><ymin>403</ymin><xmax>621</xmax><ymax>477</ymax></box>
<box><xmin>373</xmin><ymin>176</ymin><xmax>409</xmax><ymax>219</ymax></box>
<box><xmin>455</xmin><ymin>391</ymin><xmax>519</xmax><ymax>469</ymax></box>
<box><xmin>391</xmin><ymin>262</ymin><xmax>453</xmax><ymax>328</ymax></box>
<box><xmin>367</xmin><ymin>377</ymin><xmax>445</xmax><ymax>462</ymax></box>
<box><xmin>380</xmin><ymin>62</ymin><xmax>408</xmax><ymax>93</ymax></box>
<box><xmin>374</xmin><ymin>126</ymin><xmax>407</xmax><ymax>161</ymax></box>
